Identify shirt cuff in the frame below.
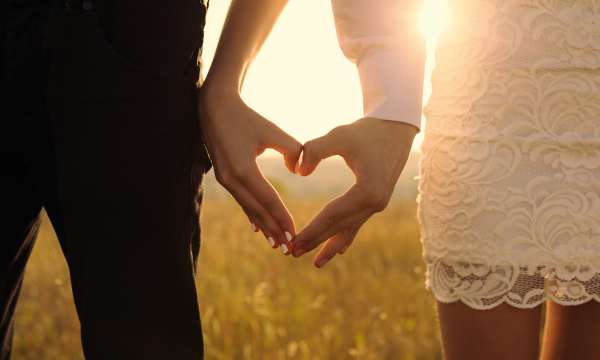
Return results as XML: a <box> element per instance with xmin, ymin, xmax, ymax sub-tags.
<box><xmin>357</xmin><ymin>45</ymin><xmax>426</xmax><ymax>130</ymax></box>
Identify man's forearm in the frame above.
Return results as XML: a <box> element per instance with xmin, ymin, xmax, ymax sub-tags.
<box><xmin>205</xmin><ymin>0</ymin><xmax>288</xmax><ymax>93</ymax></box>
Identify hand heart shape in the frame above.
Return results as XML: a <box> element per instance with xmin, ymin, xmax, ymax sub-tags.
<box><xmin>199</xmin><ymin>88</ymin><xmax>416</xmax><ymax>267</ymax></box>
<box><xmin>292</xmin><ymin>118</ymin><xmax>416</xmax><ymax>267</ymax></box>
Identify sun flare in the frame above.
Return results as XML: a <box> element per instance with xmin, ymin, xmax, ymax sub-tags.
<box><xmin>419</xmin><ymin>0</ymin><xmax>452</xmax><ymax>45</ymax></box>
<box><xmin>202</xmin><ymin>0</ymin><xmax>453</xmax><ymax>152</ymax></box>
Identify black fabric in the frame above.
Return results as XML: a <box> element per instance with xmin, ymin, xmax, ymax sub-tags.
<box><xmin>2</xmin><ymin>1</ymin><xmax>211</xmax><ymax>358</ymax></box>
<box><xmin>0</xmin><ymin>160</ymin><xmax>48</xmax><ymax>360</ymax></box>
<box><xmin>3</xmin><ymin>0</ymin><xmax>63</xmax><ymax>153</ymax></box>
<box><xmin>94</xmin><ymin>0</ymin><xmax>207</xmax><ymax>76</ymax></box>
<box><xmin>2</xmin><ymin>2</ymin><xmax>63</xmax><ymax>356</ymax></box>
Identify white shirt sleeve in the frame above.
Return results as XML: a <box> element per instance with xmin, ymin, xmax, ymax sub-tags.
<box><xmin>331</xmin><ymin>0</ymin><xmax>427</xmax><ymax>130</ymax></box>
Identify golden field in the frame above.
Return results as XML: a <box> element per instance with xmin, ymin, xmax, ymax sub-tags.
<box><xmin>11</xmin><ymin>162</ymin><xmax>443</xmax><ymax>359</ymax></box>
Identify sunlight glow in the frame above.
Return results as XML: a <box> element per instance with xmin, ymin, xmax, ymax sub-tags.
<box><xmin>417</xmin><ymin>0</ymin><xmax>452</xmax><ymax>149</ymax></box>
<box><xmin>419</xmin><ymin>0</ymin><xmax>451</xmax><ymax>45</ymax></box>
<box><xmin>202</xmin><ymin>0</ymin><xmax>452</xmax><ymax>154</ymax></box>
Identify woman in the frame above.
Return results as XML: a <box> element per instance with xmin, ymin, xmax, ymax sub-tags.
<box><xmin>418</xmin><ymin>0</ymin><xmax>600</xmax><ymax>358</ymax></box>
<box><xmin>205</xmin><ymin>0</ymin><xmax>600</xmax><ymax>358</ymax></box>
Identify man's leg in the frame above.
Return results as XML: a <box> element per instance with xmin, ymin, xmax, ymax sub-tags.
<box><xmin>0</xmin><ymin>157</ymin><xmax>43</xmax><ymax>360</ymax></box>
<box><xmin>1</xmin><ymin>20</ymin><xmax>54</xmax><ymax>356</ymax></box>
<box><xmin>49</xmin><ymin>11</ymin><xmax>209</xmax><ymax>359</ymax></box>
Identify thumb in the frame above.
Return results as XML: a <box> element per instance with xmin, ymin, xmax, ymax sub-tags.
<box><xmin>298</xmin><ymin>127</ymin><xmax>345</xmax><ymax>176</ymax></box>
<box><xmin>262</xmin><ymin>123</ymin><xmax>303</xmax><ymax>174</ymax></box>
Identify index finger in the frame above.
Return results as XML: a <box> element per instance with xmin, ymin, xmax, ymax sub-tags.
<box><xmin>261</xmin><ymin>120</ymin><xmax>303</xmax><ymax>174</ymax></box>
<box><xmin>292</xmin><ymin>184</ymin><xmax>367</xmax><ymax>256</ymax></box>
<box><xmin>242</xmin><ymin>162</ymin><xmax>296</xmax><ymax>248</ymax></box>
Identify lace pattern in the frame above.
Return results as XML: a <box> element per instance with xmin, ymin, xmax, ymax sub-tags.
<box><xmin>417</xmin><ymin>0</ymin><xmax>600</xmax><ymax>309</ymax></box>
<box><xmin>427</xmin><ymin>262</ymin><xmax>600</xmax><ymax>309</ymax></box>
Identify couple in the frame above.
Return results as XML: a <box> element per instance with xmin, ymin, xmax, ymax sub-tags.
<box><xmin>4</xmin><ymin>0</ymin><xmax>421</xmax><ymax>358</ymax></box>
<box><xmin>3</xmin><ymin>0</ymin><xmax>600</xmax><ymax>360</ymax></box>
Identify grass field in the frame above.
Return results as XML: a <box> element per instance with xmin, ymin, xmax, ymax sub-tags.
<box><xmin>12</xmin><ymin>177</ymin><xmax>442</xmax><ymax>359</ymax></box>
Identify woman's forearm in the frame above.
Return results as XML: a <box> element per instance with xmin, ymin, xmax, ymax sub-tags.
<box><xmin>205</xmin><ymin>0</ymin><xmax>288</xmax><ymax>94</ymax></box>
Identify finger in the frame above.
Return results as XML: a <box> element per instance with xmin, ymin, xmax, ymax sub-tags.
<box><xmin>313</xmin><ymin>224</ymin><xmax>361</xmax><ymax>268</ymax></box>
<box><xmin>242</xmin><ymin>163</ymin><xmax>296</xmax><ymax>250</ymax></box>
<box><xmin>298</xmin><ymin>127</ymin><xmax>345</xmax><ymax>176</ymax></box>
<box><xmin>262</xmin><ymin>122</ymin><xmax>303</xmax><ymax>174</ymax></box>
<box><xmin>245</xmin><ymin>214</ymin><xmax>261</xmax><ymax>233</ymax></box>
<box><xmin>239</xmin><ymin>200</ymin><xmax>280</xmax><ymax>249</ymax></box>
<box><xmin>226</xmin><ymin>179</ymin><xmax>287</xmax><ymax>250</ymax></box>
<box><xmin>292</xmin><ymin>184</ymin><xmax>369</xmax><ymax>256</ymax></box>
<box><xmin>337</xmin><ymin>226</ymin><xmax>359</xmax><ymax>255</ymax></box>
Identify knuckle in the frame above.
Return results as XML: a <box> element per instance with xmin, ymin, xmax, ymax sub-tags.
<box><xmin>356</xmin><ymin>186</ymin><xmax>389</xmax><ymax>212</ymax></box>
<box><xmin>288</xmin><ymin>139</ymin><xmax>302</xmax><ymax>154</ymax></box>
<box><xmin>271</xmin><ymin>210</ymin><xmax>289</xmax><ymax>226</ymax></box>
<box><xmin>262</xmin><ymin>197</ymin><xmax>279</xmax><ymax>210</ymax></box>
<box><xmin>215</xmin><ymin>168</ymin><xmax>232</xmax><ymax>186</ymax></box>
<box><xmin>302</xmin><ymin>140</ymin><xmax>324</xmax><ymax>163</ymax></box>
<box><xmin>320</xmin><ymin>213</ymin><xmax>338</xmax><ymax>230</ymax></box>
<box><xmin>291</xmin><ymin>143</ymin><xmax>303</xmax><ymax>158</ymax></box>
<box><xmin>230</xmin><ymin>163</ymin><xmax>252</xmax><ymax>180</ymax></box>
<box><xmin>271</xmin><ymin>215</ymin><xmax>290</xmax><ymax>231</ymax></box>
<box><xmin>254</xmin><ymin>209</ymin><xmax>269</xmax><ymax>223</ymax></box>
<box><xmin>302</xmin><ymin>139</ymin><xmax>317</xmax><ymax>154</ymax></box>
<box><xmin>330</xmin><ymin>124</ymin><xmax>351</xmax><ymax>141</ymax></box>
<box><xmin>371</xmin><ymin>197</ymin><xmax>389</xmax><ymax>212</ymax></box>
<box><xmin>256</xmin><ymin>212</ymin><xmax>277</xmax><ymax>232</ymax></box>
<box><xmin>243</xmin><ymin>207</ymin><xmax>259</xmax><ymax>220</ymax></box>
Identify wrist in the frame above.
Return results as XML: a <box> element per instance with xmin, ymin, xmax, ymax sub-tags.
<box><xmin>202</xmin><ymin>58</ymin><xmax>252</xmax><ymax>95</ymax></box>
<box><xmin>199</xmin><ymin>76</ymin><xmax>243</xmax><ymax>105</ymax></box>
<box><xmin>202</xmin><ymin>75</ymin><xmax>240</xmax><ymax>94</ymax></box>
<box><xmin>361</xmin><ymin>117</ymin><xmax>419</xmax><ymax>138</ymax></box>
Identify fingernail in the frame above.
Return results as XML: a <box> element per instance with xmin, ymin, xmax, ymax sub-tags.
<box><xmin>267</xmin><ymin>237</ymin><xmax>276</xmax><ymax>248</ymax></box>
<box><xmin>251</xmin><ymin>223</ymin><xmax>257</xmax><ymax>232</ymax></box>
<box><xmin>339</xmin><ymin>245</ymin><xmax>349</xmax><ymax>254</ymax></box>
<box><xmin>280</xmin><ymin>243</ymin><xmax>289</xmax><ymax>255</ymax></box>
<box><xmin>316</xmin><ymin>257</ymin><xmax>331</xmax><ymax>268</ymax></box>
<box><xmin>285</xmin><ymin>231</ymin><xmax>293</xmax><ymax>242</ymax></box>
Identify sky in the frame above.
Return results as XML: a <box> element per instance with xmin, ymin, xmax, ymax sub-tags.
<box><xmin>201</xmin><ymin>0</ymin><xmax>450</xmax><ymax>153</ymax></box>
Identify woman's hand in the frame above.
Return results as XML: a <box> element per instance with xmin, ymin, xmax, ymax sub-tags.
<box><xmin>292</xmin><ymin>117</ymin><xmax>417</xmax><ymax>266</ymax></box>
<box><xmin>198</xmin><ymin>86</ymin><xmax>302</xmax><ymax>252</ymax></box>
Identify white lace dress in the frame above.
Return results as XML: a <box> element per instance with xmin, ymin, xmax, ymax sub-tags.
<box><xmin>417</xmin><ymin>0</ymin><xmax>600</xmax><ymax>309</ymax></box>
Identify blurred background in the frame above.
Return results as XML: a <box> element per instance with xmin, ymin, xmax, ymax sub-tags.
<box><xmin>13</xmin><ymin>0</ymin><xmax>450</xmax><ymax>359</ymax></box>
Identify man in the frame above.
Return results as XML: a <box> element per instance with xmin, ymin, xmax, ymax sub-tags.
<box><xmin>3</xmin><ymin>0</ymin><xmax>214</xmax><ymax>358</ymax></box>
<box><xmin>3</xmin><ymin>0</ymin><xmax>301</xmax><ymax>358</ymax></box>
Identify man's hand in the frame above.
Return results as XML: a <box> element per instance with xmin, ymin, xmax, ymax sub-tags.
<box><xmin>198</xmin><ymin>86</ymin><xmax>302</xmax><ymax>252</ymax></box>
<box><xmin>292</xmin><ymin>118</ymin><xmax>417</xmax><ymax>267</ymax></box>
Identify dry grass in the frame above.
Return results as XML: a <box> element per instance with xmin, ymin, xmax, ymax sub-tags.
<box><xmin>12</xmin><ymin>195</ymin><xmax>442</xmax><ymax>359</ymax></box>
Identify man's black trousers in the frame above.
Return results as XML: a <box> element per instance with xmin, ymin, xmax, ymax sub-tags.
<box><xmin>1</xmin><ymin>4</ymin><xmax>211</xmax><ymax>359</ymax></box>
